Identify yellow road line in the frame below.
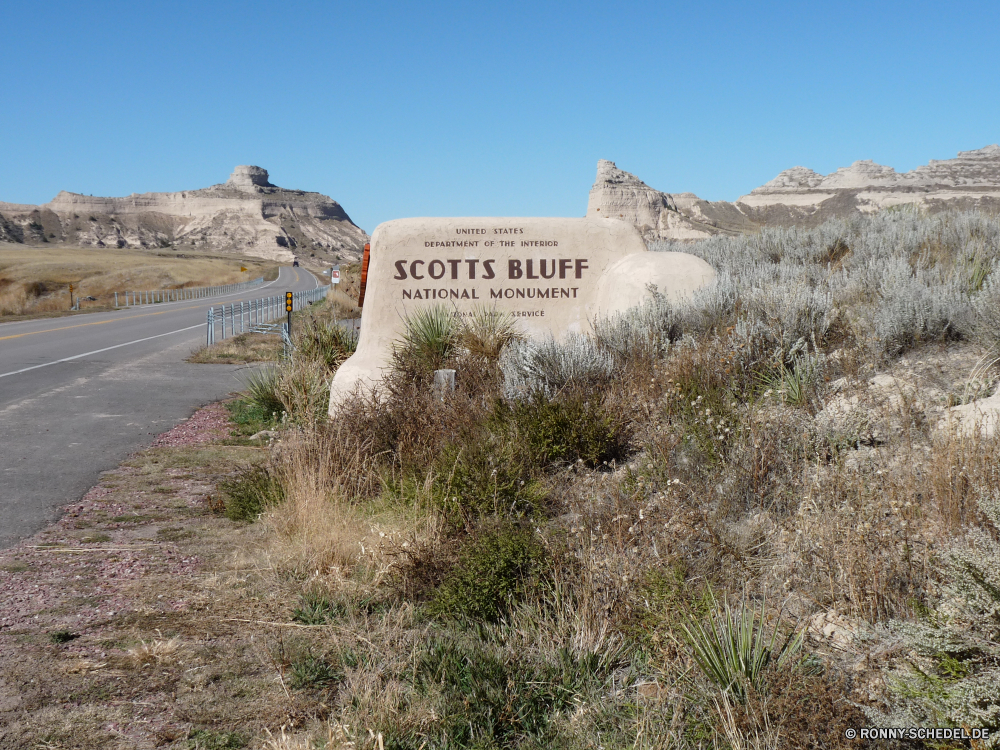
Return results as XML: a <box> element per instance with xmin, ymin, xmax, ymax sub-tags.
<box><xmin>0</xmin><ymin>271</ymin><xmax>298</xmax><ymax>343</ymax></box>
<box><xmin>0</xmin><ymin>303</ymin><xmax>208</xmax><ymax>342</ymax></box>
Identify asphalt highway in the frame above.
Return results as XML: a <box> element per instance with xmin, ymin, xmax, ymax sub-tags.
<box><xmin>0</xmin><ymin>265</ymin><xmax>319</xmax><ymax>549</ymax></box>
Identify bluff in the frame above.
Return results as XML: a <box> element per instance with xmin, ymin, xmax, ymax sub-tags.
<box><xmin>587</xmin><ymin>146</ymin><xmax>1000</xmax><ymax>241</ymax></box>
<box><xmin>0</xmin><ymin>166</ymin><xmax>368</xmax><ymax>263</ymax></box>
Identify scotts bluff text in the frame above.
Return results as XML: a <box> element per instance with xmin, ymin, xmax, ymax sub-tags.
<box><xmin>392</xmin><ymin>247</ymin><xmax>589</xmax><ymax>301</ymax></box>
<box><xmin>392</xmin><ymin>258</ymin><xmax>589</xmax><ymax>281</ymax></box>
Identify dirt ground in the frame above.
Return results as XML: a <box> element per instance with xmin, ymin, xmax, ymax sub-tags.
<box><xmin>0</xmin><ymin>403</ymin><xmax>318</xmax><ymax>749</ymax></box>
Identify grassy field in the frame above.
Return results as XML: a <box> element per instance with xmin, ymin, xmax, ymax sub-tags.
<box><xmin>0</xmin><ymin>244</ymin><xmax>278</xmax><ymax>318</ymax></box>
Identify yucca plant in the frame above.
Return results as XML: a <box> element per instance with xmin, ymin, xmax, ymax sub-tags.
<box><xmin>456</xmin><ymin>305</ymin><xmax>523</xmax><ymax>360</ymax></box>
<box><xmin>294</xmin><ymin>316</ymin><xmax>358</xmax><ymax>371</ymax></box>
<box><xmin>680</xmin><ymin>591</ymin><xmax>805</xmax><ymax>702</ymax></box>
<box><xmin>239</xmin><ymin>365</ymin><xmax>284</xmax><ymax>418</ymax></box>
<box><xmin>393</xmin><ymin>304</ymin><xmax>457</xmax><ymax>373</ymax></box>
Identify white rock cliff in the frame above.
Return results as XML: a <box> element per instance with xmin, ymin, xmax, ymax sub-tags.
<box><xmin>0</xmin><ymin>166</ymin><xmax>368</xmax><ymax>263</ymax></box>
<box><xmin>588</xmin><ymin>146</ymin><xmax>1000</xmax><ymax>240</ymax></box>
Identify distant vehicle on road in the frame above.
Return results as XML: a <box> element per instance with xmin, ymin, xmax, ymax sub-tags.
<box><xmin>292</xmin><ymin>260</ymin><xmax>299</xmax><ymax>267</ymax></box>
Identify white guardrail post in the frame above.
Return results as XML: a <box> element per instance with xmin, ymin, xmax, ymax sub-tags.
<box><xmin>203</xmin><ymin>285</ymin><xmax>331</xmax><ymax>345</ymax></box>
<box><xmin>118</xmin><ymin>277</ymin><xmax>265</xmax><ymax>307</ymax></box>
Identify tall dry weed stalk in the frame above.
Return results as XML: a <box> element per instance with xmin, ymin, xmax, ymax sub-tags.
<box><xmin>263</xmin><ymin>434</ymin><xmax>371</xmax><ymax>578</ymax></box>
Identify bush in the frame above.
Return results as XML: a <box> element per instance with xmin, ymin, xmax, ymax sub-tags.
<box><xmin>500</xmin><ymin>334</ymin><xmax>614</xmax><ymax>399</ymax></box>
<box><xmin>866</xmin><ymin>488</ymin><xmax>1000</xmax><ymax>733</ymax></box>
<box><xmin>457</xmin><ymin>305</ymin><xmax>524</xmax><ymax>360</ymax></box>
<box><xmin>434</xmin><ymin>429</ymin><xmax>545</xmax><ymax>526</ymax></box>
<box><xmin>592</xmin><ymin>286</ymin><xmax>679</xmax><ymax>366</ymax></box>
<box><xmin>681</xmin><ymin>591</ymin><xmax>807</xmax><ymax>702</ymax></box>
<box><xmin>408</xmin><ymin>637</ymin><xmax>603</xmax><ymax>747</ymax></box>
<box><xmin>185</xmin><ymin>730</ymin><xmax>247</xmax><ymax>749</ymax></box>
<box><xmin>501</xmin><ymin>391</ymin><xmax>630</xmax><ymax>469</ymax></box>
<box><xmin>218</xmin><ymin>463</ymin><xmax>284</xmax><ymax>522</ymax></box>
<box><xmin>225</xmin><ymin>397</ymin><xmax>275</xmax><ymax>435</ymax></box>
<box><xmin>652</xmin><ymin>209</ymin><xmax>1000</xmax><ymax>357</ymax></box>
<box><xmin>288</xmin><ymin>651</ymin><xmax>342</xmax><ymax>690</ymax></box>
<box><xmin>292</xmin><ymin>593</ymin><xmax>347</xmax><ymax>625</ymax></box>
<box><xmin>429</xmin><ymin>523</ymin><xmax>545</xmax><ymax>622</ymax></box>
<box><xmin>275</xmin><ymin>356</ymin><xmax>331</xmax><ymax>426</ymax></box>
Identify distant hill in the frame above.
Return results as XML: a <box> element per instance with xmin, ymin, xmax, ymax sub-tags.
<box><xmin>587</xmin><ymin>145</ymin><xmax>1000</xmax><ymax>241</ymax></box>
<box><xmin>0</xmin><ymin>166</ymin><xmax>369</xmax><ymax>263</ymax></box>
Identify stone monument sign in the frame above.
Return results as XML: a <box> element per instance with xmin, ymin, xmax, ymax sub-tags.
<box><xmin>328</xmin><ymin>217</ymin><xmax>715</xmax><ymax>411</ymax></box>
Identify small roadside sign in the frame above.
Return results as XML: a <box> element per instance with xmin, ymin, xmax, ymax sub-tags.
<box><xmin>331</xmin><ymin>265</ymin><xmax>341</xmax><ymax>284</ymax></box>
<box><xmin>240</xmin><ymin>266</ymin><xmax>247</xmax><ymax>272</ymax></box>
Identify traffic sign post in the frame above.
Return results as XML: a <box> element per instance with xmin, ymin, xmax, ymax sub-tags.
<box><xmin>285</xmin><ymin>291</ymin><xmax>293</xmax><ymax>337</ymax></box>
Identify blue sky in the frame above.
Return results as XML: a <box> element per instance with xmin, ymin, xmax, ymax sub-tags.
<box><xmin>3</xmin><ymin>1</ymin><xmax>998</xmax><ymax>233</ymax></box>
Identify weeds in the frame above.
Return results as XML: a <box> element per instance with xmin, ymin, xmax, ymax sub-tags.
<box><xmin>294</xmin><ymin>316</ymin><xmax>358</xmax><ymax>372</ymax></box>
<box><xmin>501</xmin><ymin>391</ymin><xmax>630</xmax><ymax>468</ymax></box>
<box><xmin>292</xmin><ymin>593</ymin><xmax>347</xmax><ymax>625</ymax></box>
<box><xmin>457</xmin><ymin>305</ymin><xmax>524</xmax><ymax>360</ymax></box>
<box><xmin>218</xmin><ymin>463</ymin><xmax>285</xmax><ymax>522</ymax></box>
<box><xmin>429</xmin><ymin>522</ymin><xmax>545</xmax><ymax>622</ymax></box>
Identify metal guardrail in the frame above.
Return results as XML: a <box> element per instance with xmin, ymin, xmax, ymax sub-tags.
<box><xmin>205</xmin><ymin>285</ymin><xmax>331</xmax><ymax>346</ymax></box>
<box><xmin>116</xmin><ymin>277</ymin><xmax>266</xmax><ymax>307</ymax></box>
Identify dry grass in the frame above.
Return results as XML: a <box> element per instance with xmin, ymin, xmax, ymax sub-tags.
<box><xmin>125</xmin><ymin>634</ymin><xmax>183</xmax><ymax>667</ymax></box>
<box><xmin>188</xmin><ymin>332</ymin><xmax>284</xmax><ymax>364</ymax></box>
<box><xmin>0</xmin><ymin>243</ymin><xmax>275</xmax><ymax>317</ymax></box>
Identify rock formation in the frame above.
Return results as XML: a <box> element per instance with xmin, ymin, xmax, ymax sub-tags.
<box><xmin>0</xmin><ymin>166</ymin><xmax>368</xmax><ymax>263</ymax></box>
<box><xmin>588</xmin><ymin>146</ymin><xmax>1000</xmax><ymax>241</ymax></box>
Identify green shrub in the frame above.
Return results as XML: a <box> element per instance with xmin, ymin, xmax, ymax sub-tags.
<box><xmin>225</xmin><ymin>397</ymin><xmax>276</xmax><ymax>435</ymax></box>
<box><xmin>457</xmin><ymin>305</ymin><xmax>524</xmax><ymax>360</ymax></box>
<box><xmin>500</xmin><ymin>334</ymin><xmax>614</xmax><ymax>399</ymax></box>
<box><xmin>409</xmin><ymin>637</ymin><xmax>602</xmax><ymax>747</ymax></box>
<box><xmin>430</xmin><ymin>523</ymin><xmax>545</xmax><ymax>622</ymax></box>
<box><xmin>49</xmin><ymin>630</ymin><xmax>80</xmax><ymax>644</ymax></box>
<box><xmin>435</xmin><ymin>430</ymin><xmax>544</xmax><ymax>526</ymax></box>
<box><xmin>681</xmin><ymin>591</ymin><xmax>807</xmax><ymax>702</ymax></box>
<box><xmin>865</xmin><ymin>489</ymin><xmax>1000</xmax><ymax>731</ymax></box>
<box><xmin>218</xmin><ymin>463</ymin><xmax>284</xmax><ymax>522</ymax></box>
<box><xmin>185</xmin><ymin>730</ymin><xmax>247</xmax><ymax>749</ymax></box>
<box><xmin>502</xmin><ymin>391</ymin><xmax>630</xmax><ymax>468</ymax></box>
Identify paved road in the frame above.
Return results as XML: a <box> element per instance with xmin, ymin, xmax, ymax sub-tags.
<box><xmin>0</xmin><ymin>266</ymin><xmax>319</xmax><ymax>549</ymax></box>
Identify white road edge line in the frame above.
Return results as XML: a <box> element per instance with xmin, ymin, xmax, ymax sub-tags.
<box><xmin>0</xmin><ymin>324</ymin><xmax>204</xmax><ymax>379</ymax></box>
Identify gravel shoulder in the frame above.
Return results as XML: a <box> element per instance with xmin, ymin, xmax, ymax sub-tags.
<box><xmin>0</xmin><ymin>403</ymin><xmax>313</xmax><ymax>749</ymax></box>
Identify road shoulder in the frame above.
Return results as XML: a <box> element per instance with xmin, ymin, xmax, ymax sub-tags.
<box><xmin>0</xmin><ymin>402</ymin><xmax>318</xmax><ymax>748</ymax></box>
